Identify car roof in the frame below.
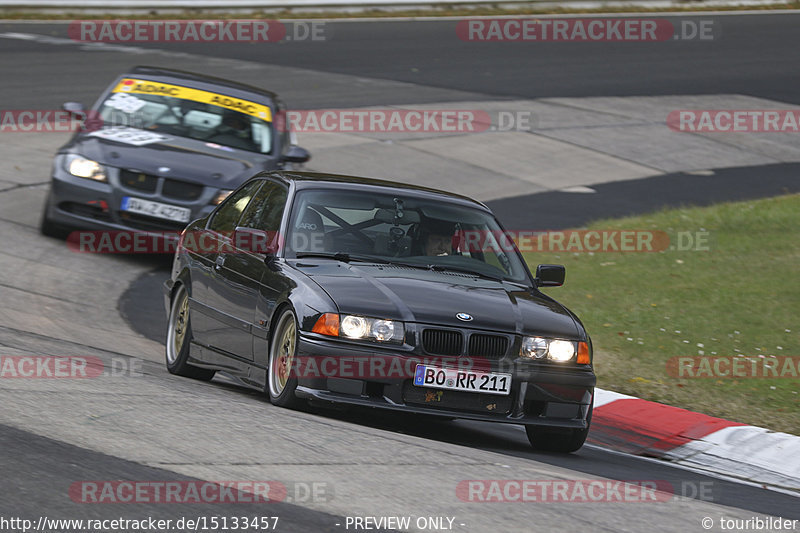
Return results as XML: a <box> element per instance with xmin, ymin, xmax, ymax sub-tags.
<box><xmin>123</xmin><ymin>66</ymin><xmax>279</xmax><ymax>104</ymax></box>
<box><xmin>257</xmin><ymin>171</ymin><xmax>491</xmax><ymax>210</ymax></box>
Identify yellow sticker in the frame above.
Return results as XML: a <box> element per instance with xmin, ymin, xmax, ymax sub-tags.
<box><xmin>112</xmin><ymin>78</ymin><xmax>272</xmax><ymax>122</ymax></box>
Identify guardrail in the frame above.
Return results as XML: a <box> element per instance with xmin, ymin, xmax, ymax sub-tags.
<box><xmin>0</xmin><ymin>0</ymin><xmax>788</xmax><ymax>11</ymax></box>
<box><xmin>0</xmin><ymin>0</ymin><xmax>777</xmax><ymax>7</ymax></box>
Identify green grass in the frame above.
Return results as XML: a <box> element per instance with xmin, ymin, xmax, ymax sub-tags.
<box><xmin>521</xmin><ymin>194</ymin><xmax>800</xmax><ymax>435</ymax></box>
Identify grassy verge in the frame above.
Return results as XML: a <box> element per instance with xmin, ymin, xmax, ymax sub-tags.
<box><xmin>521</xmin><ymin>194</ymin><xmax>800</xmax><ymax>435</ymax></box>
<box><xmin>1</xmin><ymin>2</ymin><xmax>799</xmax><ymax>20</ymax></box>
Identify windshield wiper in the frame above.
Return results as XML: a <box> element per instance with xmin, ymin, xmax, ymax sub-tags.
<box><xmin>294</xmin><ymin>252</ymin><xmax>393</xmax><ymax>264</ymax></box>
<box><xmin>427</xmin><ymin>264</ymin><xmax>506</xmax><ymax>282</ymax></box>
<box><xmin>295</xmin><ymin>252</ymin><xmax>354</xmax><ymax>262</ymax></box>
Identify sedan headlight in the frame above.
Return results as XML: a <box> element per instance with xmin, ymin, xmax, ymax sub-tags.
<box><xmin>66</xmin><ymin>155</ymin><xmax>106</xmax><ymax>182</ymax></box>
<box><xmin>313</xmin><ymin>313</ymin><xmax>404</xmax><ymax>344</ymax></box>
<box><xmin>520</xmin><ymin>337</ymin><xmax>590</xmax><ymax>364</ymax></box>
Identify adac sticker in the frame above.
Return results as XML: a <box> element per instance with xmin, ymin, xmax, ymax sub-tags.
<box><xmin>112</xmin><ymin>78</ymin><xmax>272</xmax><ymax>121</ymax></box>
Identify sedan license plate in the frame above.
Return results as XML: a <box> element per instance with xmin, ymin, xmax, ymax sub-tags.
<box><xmin>121</xmin><ymin>197</ymin><xmax>191</xmax><ymax>223</ymax></box>
<box><xmin>413</xmin><ymin>364</ymin><xmax>511</xmax><ymax>396</ymax></box>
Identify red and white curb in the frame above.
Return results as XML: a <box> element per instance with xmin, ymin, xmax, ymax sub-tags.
<box><xmin>591</xmin><ymin>389</ymin><xmax>800</xmax><ymax>491</ymax></box>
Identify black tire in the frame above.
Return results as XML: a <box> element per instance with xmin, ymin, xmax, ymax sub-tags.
<box><xmin>165</xmin><ymin>284</ymin><xmax>216</xmax><ymax>381</ymax></box>
<box><xmin>266</xmin><ymin>308</ymin><xmax>304</xmax><ymax>409</ymax></box>
<box><xmin>526</xmin><ymin>405</ymin><xmax>592</xmax><ymax>453</ymax></box>
<box><xmin>39</xmin><ymin>194</ymin><xmax>69</xmax><ymax>239</ymax></box>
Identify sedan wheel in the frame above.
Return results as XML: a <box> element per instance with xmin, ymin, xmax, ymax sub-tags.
<box><xmin>165</xmin><ymin>284</ymin><xmax>215</xmax><ymax>381</ymax></box>
<box><xmin>267</xmin><ymin>309</ymin><xmax>303</xmax><ymax>408</ymax></box>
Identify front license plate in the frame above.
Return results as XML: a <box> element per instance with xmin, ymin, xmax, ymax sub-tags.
<box><xmin>121</xmin><ymin>197</ymin><xmax>191</xmax><ymax>223</ymax></box>
<box><xmin>413</xmin><ymin>364</ymin><xmax>511</xmax><ymax>396</ymax></box>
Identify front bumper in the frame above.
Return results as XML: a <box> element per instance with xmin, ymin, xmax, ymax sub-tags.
<box><xmin>45</xmin><ymin>158</ymin><xmax>220</xmax><ymax>233</ymax></box>
<box><xmin>293</xmin><ymin>334</ymin><xmax>595</xmax><ymax>428</ymax></box>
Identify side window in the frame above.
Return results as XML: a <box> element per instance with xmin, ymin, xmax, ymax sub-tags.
<box><xmin>238</xmin><ymin>181</ymin><xmax>288</xmax><ymax>233</ymax></box>
<box><xmin>207</xmin><ymin>181</ymin><xmax>263</xmax><ymax>234</ymax></box>
<box><xmin>274</xmin><ymin>100</ymin><xmax>292</xmax><ymax>155</ymax></box>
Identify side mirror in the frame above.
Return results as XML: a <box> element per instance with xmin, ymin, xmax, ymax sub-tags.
<box><xmin>535</xmin><ymin>264</ymin><xmax>565</xmax><ymax>287</ymax></box>
<box><xmin>281</xmin><ymin>145</ymin><xmax>310</xmax><ymax>164</ymax></box>
<box><xmin>63</xmin><ymin>102</ymin><xmax>85</xmax><ymax>116</ymax></box>
<box><xmin>233</xmin><ymin>227</ymin><xmax>279</xmax><ymax>256</ymax></box>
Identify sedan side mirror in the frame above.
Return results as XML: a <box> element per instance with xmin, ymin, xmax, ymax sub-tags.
<box><xmin>233</xmin><ymin>227</ymin><xmax>279</xmax><ymax>256</ymax></box>
<box><xmin>535</xmin><ymin>264</ymin><xmax>565</xmax><ymax>287</ymax></box>
<box><xmin>63</xmin><ymin>102</ymin><xmax>85</xmax><ymax>116</ymax></box>
<box><xmin>281</xmin><ymin>145</ymin><xmax>310</xmax><ymax>164</ymax></box>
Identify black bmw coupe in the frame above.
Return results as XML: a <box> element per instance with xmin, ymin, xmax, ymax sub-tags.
<box><xmin>164</xmin><ymin>171</ymin><xmax>596</xmax><ymax>452</ymax></box>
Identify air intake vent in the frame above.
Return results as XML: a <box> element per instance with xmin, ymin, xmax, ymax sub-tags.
<box><xmin>422</xmin><ymin>329</ymin><xmax>463</xmax><ymax>356</ymax></box>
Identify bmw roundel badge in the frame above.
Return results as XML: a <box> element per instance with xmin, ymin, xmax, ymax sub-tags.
<box><xmin>456</xmin><ymin>312</ymin><xmax>473</xmax><ymax>322</ymax></box>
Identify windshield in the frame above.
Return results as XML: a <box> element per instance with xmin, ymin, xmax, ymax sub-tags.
<box><xmin>286</xmin><ymin>188</ymin><xmax>532</xmax><ymax>284</ymax></box>
<box><xmin>95</xmin><ymin>80</ymin><xmax>273</xmax><ymax>154</ymax></box>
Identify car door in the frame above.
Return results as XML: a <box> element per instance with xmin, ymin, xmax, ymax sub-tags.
<box><xmin>209</xmin><ymin>180</ymin><xmax>288</xmax><ymax>370</ymax></box>
<box><xmin>189</xmin><ymin>180</ymin><xmax>263</xmax><ymax>363</ymax></box>
<box><xmin>246</xmin><ymin>182</ymin><xmax>293</xmax><ymax>380</ymax></box>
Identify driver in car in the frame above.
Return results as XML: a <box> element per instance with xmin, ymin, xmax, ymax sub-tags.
<box><xmin>208</xmin><ymin>110</ymin><xmax>257</xmax><ymax>151</ymax></box>
<box><xmin>422</xmin><ymin>219</ymin><xmax>456</xmax><ymax>256</ymax></box>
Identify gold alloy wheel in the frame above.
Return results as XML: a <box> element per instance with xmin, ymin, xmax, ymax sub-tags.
<box><xmin>167</xmin><ymin>287</ymin><xmax>189</xmax><ymax>364</ymax></box>
<box><xmin>270</xmin><ymin>313</ymin><xmax>296</xmax><ymax>396</ymax></box>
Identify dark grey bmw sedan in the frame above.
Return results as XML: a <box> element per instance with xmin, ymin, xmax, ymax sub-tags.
<box><xmin>164</xmin><ymin>170</ymin><xmax>596</xmax><ymax>452</ymax></box>
<box><xmin>41</xmin><ymin>66</ymin><xmax>309</xmax><ymax>236</ymax></box>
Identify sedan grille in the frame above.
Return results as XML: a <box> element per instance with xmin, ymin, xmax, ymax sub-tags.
<box><xmin>120</xmin><ymin>170</ymin><xmax>158</xmax><ymax>193</ymax></box>
<box><xmin>162</xmin><ymin>179</ymin><xmax>204</xmax><ymax>201</ymax></box>
<box><xmin>468</xmin><ymin>334</ymin><xmax>509</xmax><ymax>359</ymax></box>
<box><xmin>421</xmin><ymin>329</ymin><xmax>463</xmax><ymax>356</ymax></box>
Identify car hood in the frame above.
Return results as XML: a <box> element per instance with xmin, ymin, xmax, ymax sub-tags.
<box><xmin>66</xmin><ymin>131</ymin><xmax>271</xmax><ymax>188</ymax></box>
<box><xmin>294</xmin><ymin>262</ymin><xmax>581</xmax><ymax>338</ymax></box>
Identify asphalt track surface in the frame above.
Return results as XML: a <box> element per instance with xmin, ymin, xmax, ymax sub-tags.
<box><xmin>0</xmin><ymin>423</ymin><xmax>369</xmax><ymax>532</ymax></box>
<box><xmin>9</xmin><ymin>15</ymin><xmax>800</xmax><ymax>102</ymax></box>
<box><xmin>3</xmin><ymin>13</ymin><xmax>800</xmax><ymax>106</ymax></box>
<box><xmin>1</xmin><ymin>13</ymin><xmax>799</xmax><ymax>531</ymax></box>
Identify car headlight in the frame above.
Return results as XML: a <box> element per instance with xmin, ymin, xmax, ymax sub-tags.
<box><xmin>547</xmin><ymin>340</ymin><xmax>576</xmax><ymax>362</ymax></box>
<box><xmin>313</xmin><ymin>313</ymin><xmax>404</xmax><ymax>344</ymax></box>
<box><xmin>520</xmin><ymin>337</ymin><xmax>590</xmax><ymax>364</ymax></box>
<box><xmin>341</xmin><ymin>315</ymin><xmax>368</xmax><ymax>338</ymax></box>
<box><xmin>521</xmin><ymin>336</ymin><xmax>548</xmax><ymax>359</ymax></box>
<box><xmin>66</xmin><ymin>155</ymin><xmax>106</xmax><ymax>182</ymax></box>
<box><xmin>213</xmin><ymin>189</ymin><xmax>233</xmax><ymax>205</ymax></box>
